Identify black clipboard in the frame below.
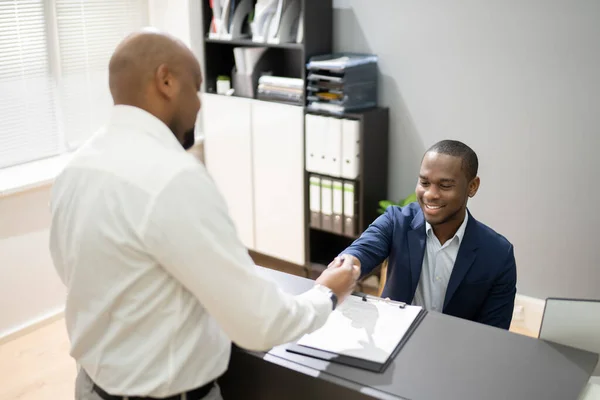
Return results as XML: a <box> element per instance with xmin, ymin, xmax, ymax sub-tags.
<box><xmin>286</xmin><ymin>295</ymin><xmax>428</xmax><ymax>373</ymax></box>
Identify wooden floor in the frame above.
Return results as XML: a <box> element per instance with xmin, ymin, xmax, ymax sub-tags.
<box><xmin>0</xmin><ymin>319</ymin><xmax>75</xmax><ymax>400</ymax></box>
<box><xmin>0</xmin><ymin>314</ymin><xmax>538</xmax><ymax>400</ymax></box>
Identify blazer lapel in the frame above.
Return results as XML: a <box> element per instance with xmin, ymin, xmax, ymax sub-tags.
<box><xmin>407</xmin><ymin>211</ymin><xmax>427</xmax><ymax>297</ymax></box>
<box><xmin>443</xmin><ymin>212</ymin><xmax>479</xmax><ymax>310</ymax></box>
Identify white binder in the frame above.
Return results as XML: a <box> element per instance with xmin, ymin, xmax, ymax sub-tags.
<box><xmin>325</xmin><ymin>117</ymin><xmax>343</xmax><ymax>177</ymax></box>
<box><xmin>316</xmin><ymin>115</ymin><xmax>329</xmax><ymax>174</ymax></box>
<box><xmin>343</xmin><ymin>181</ymin><xmax>355</xmax><ymax>216</ymax></box>
<box><xmin>309</xmin><ymin>175</ymin><xmax>321</xmax><ymax>228</ymax></box>
<box><xmin>341</xmin><ymin>118</ymin><xmax>360</xmax><ymax>179</ymax></box>
<box><xmin>321</xmin><ymin>178</ymin><xmax>333</xmax><ymax>231</ymax></box>
<box><xmin>343</xmin><ymin>181</ymin><xmax>356</xmax><ymax>237</ymax></box>
<box><xmin>332</xmin><ymin>180</ymin><xmax>343</xmax><ymax>234</ymax></box>
<box><xmin>305</xmin><ymin>114</ymin><xmax>321</xmax><ymax>173</ymax></box>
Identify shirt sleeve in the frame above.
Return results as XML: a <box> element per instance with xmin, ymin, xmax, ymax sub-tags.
<box><xmin>341</xmin><ymin>208</ymin><xmax>395</xmax><ymax>276</ymax></box>
<box><xmin>142</xmin><ymin>165</ymin><xmax>332</xmax><ymax>351</ymax></box>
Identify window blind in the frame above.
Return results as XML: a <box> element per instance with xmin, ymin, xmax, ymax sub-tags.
<box><xmin>55</xmin><ymin>0</ymin><xmax>148</xmax><ymax>148</ymax></box>
<box><xmin>0</xmin><ymin>0</ymin><xmax>60</xmax><ymax>169</ymax></box>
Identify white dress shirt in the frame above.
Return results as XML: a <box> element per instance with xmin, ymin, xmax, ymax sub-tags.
<box><xmin>412</xmin><ymin>212</ymin><xmax>468</xmax><ymax>312</ymax></box>
<box><xmin>49</xmin><ymin>105</ymin><xmax>332</xmax><ymax>397</ymax></box>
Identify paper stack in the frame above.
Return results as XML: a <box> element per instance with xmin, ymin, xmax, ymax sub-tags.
<box><xmin>257</xmin><ymin>76</ymin><xmax>304</xmax><ymax>105</ymax></box>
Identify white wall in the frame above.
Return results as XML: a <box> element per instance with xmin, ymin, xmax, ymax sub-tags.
<box><xmin>148</xmin><ymin>0</ymin><xmax>204</xmax><ymax>59</ymax></box>
<box><xmin>148</xmin><ymin>0</ymin><xmax>206</xmax><ymax>132</ymax></box>
<box><xmin>333</xmin><ymin>0</ymin><xmax>600</xmax><ymax>300</ymax></box>
<box><xmin>0</xmin><ymin>186</ymin><xmax>65</xmax><ymax>339</ymax></box>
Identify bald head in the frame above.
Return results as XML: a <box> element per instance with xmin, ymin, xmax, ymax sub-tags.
<box><xmin>109</xmin><ymin>29</ymin><xmax>199</xmax><ymax>104</ymax></box>
<box><xmin>107</xmin><ymin>29</ymin><xmax>202</xmax><ymax>149</ymax></box>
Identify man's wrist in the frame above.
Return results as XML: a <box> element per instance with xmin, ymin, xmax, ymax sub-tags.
<box><xmin>340</xmin><ymin>253</ymin><xmax>361</xmax><ymax>268</ymax></box>
<box><xmin>313</xmin><ymin>284</ymin><xmax>338</xmax><ymax>310</ymax></box>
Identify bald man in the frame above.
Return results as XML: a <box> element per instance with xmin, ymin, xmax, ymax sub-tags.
<box><xmin>49</xmin><ymin>30</ymin><xmax>359</xmax><ymax>400</ymax></box>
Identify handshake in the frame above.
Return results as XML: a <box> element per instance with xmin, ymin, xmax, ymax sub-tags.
<box><xmin>315</xmin><ymin>254</ymin><xmax>362</xmax><ymax>305</ymax></box>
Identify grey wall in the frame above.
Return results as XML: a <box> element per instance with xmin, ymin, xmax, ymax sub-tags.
<box><xmin>332</xmin><ymin>0</ymin><xmax>600</xmax><ymax>300</ymax></box>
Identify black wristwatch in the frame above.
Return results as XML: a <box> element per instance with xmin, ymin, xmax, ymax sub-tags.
<box><xmin>315</xmin><ymin>284</ymin><xmax>338</xmax><ymax>310</ymax></box>
<box><xmin>330</xmin><ymin>292</ymin><xmax>338</xmax><ymax>310</ymax></box>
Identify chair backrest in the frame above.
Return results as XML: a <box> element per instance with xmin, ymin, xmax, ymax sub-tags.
<box><xmin>538</xmin><ymin>297</ymin><xmax>600</xmax><ymax>377</ymax></box>
<box><xmin>377</xmin><ymin>259</ymin><xmax>388</xmax><ymax>297</ymax></box>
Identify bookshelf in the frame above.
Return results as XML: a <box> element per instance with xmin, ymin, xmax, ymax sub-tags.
<box><xmin>200</xmin><ymin>0</ymin><xmax>333</xmax><ymax>100</ymax></box>
<box><xmin>200</xmin><ymin>1</ymin><xmax>389</xmax><ymax>288</ymax></box>
<box><xmin>204</xmin><ymin>37</ymin><xmax>303</xmax><ymax>50</ymax></box>
<box><xmin>304</xmin><ymin>107</ymin><xmax>389</xmax><ymax>279</ymax></box>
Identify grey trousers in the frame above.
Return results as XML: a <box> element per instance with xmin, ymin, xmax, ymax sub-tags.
<box><xmin>75</xmin><ymin>367</ymin><xmax>223</xmax><ymax>400</ymax></box>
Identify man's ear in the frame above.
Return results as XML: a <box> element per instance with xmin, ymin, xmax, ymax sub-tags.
<box><xmin>155</xmin><ymin>64</ymin><xmax>176</xmax><ymax>100</ymax></box>
<box><xmin>468</xmin><ymin>176</ymin><xmax>480</xmax><ymax>198</ymax></box>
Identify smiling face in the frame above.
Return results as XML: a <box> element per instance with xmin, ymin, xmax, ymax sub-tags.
<box><xmin>416</xmin><ymin>151</ymin><xmax>480</xmax><ymax>227</ymax></box>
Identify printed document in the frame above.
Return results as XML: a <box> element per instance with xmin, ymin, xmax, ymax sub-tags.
<box><xmin>296</xmin><ymin>295</ymin><xmax>423</xmax><ymax>364</ymax></box>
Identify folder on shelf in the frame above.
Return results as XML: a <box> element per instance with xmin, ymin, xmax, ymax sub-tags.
<box><xmin>309</xmin><ymin>175</ymin><xmax>321</xmax><ymax>228</ymax></box>
<box><xmin>287</xmin><ymin>294</ymin><xmax>427</xmax><ymax>373</ymax></box>
<box><xmin>341</xmin><ymin>118</ymin><xmax>360</xmax><ymax>179</ymax></box>
<box><xmin>320</xmin><ymin>178</ymin><xmax>333</xmax><ymax>231</ymax></box>
<box><xmin>316</xmin><ymin>116</ymin><xmax>329</xmax><ymax>175</ymax></box>
<box><xmin>251</xmin><ymin>0</ymin><xmax>279</xmax><ymax>42</ymax></box>
<box><xmin>210</xmin><ymin>0</ymin><xmax>253</xmax><ymax>40</ymax></box>
<box><xmin>332</xmin><ymin>180</ymin><xmax>343</xmax><ymax>234</ymax></box>
<box><xmin>267</xmin><ymin>0</ymin><xmax>302</xmax><ymax>44</ymax></box>
<box><xmin>231</xmin><ymin>46</ymin><xmax>270</xmax><ymax>98</ymax></box>
<box><xmin>266</xmin><ymin>0</ymin><xmax>285</xmax><ymax>40</ymax></box>
<box><xmin>233</xmin><ymin>46</ymin><xmax>268</xmax><ymax>75</ymax></box>
<box><xmin>325</xmin><ymin>117</ymin><xmax>342</xmax><ymax>178</ymax></box>
<box><xmin>305</xmin><ymin>114</ymin><xmax>321</xmax><ymax>174</ymax></box>
<box><xmin>306</xmin><ymin>113</ymin><xmax>346</xmax><ymax>177</ymax></box>
<box><xmin>295</xmin><ymin>4</ymin><xmax>303</xmax><ymax>43</ymax></box>
<box><xmin>227</xmin><ymin>0</ymin><xmax>236</xmax><ymax>34</ymax></box>
<box><xmin>343</xmin><ymin>181</ymin><xmax>356</xmax><ymax>237</ymax></box>
<box><xmin>208</xmin><ymin>0</ymin><xmax>224</xmax><ymax>37</ymax></box>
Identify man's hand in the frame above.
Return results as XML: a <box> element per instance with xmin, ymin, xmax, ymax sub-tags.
<box><xmin>327</xmin><ymin>254</ymin><xmax>361</xmax><ymax>270</ymax></box>
<box><xmin>315</xmin><ymin>255</ymin><xmax>361</xmax><ymax>305</ymax></box>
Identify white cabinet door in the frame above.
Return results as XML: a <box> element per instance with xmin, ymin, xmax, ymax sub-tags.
<box><xmin>202</xmin><ymin>94</ymin><xmax>255</xmax><ymax>250</ymax></box>
<box><xmin>251</xmin><ymin>101</ymin><xmax>305</xmax><ymax>265</ymax></box>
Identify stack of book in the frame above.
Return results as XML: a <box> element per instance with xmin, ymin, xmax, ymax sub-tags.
<box><xmin>257</xmin><ymin>75</ymin><xmax>304</xmax><ymax>105</ymax></box>
<box><xmin>306</xmin><ymin>53</ymin><xmax>378</xmax><ymax>115</ymax></box>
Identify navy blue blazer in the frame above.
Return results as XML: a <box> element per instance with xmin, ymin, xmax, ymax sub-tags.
<box><xmin>342</xmin><ymin>202</ymin><xmax>517</xmax><ymax>330</ymax></box>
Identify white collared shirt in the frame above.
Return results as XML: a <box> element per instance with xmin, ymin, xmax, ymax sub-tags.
<box><xmin>49</xmin><ymin>105</ymin><xmax>332</xmax><ymax>397</ymax></box>
<box><xmin>412</xmin><ymin>212</ymin><xmax>469</xmax><ymax>312</ymax></box>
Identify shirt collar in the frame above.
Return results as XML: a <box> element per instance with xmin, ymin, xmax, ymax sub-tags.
<box><xmin>108</xmin><ymin>105</ymin><xmax>185</xmax><ymax>152</ymax></box>
<box><xmin>426</xmin><ymin>210</ymin><xmax>469</xmax><ymax>245</ymax></box>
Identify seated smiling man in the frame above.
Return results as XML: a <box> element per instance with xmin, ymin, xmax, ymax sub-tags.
<box><xmin>331</xmin><ymin>140</ymin><xmax>517</xmax><ymax>329</ymax></box>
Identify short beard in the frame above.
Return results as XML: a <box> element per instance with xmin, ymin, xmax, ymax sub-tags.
<box><xmin>181</xmin><ymin>127</ymin><xmax>195</xmax><ymax>150</ymax></box>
